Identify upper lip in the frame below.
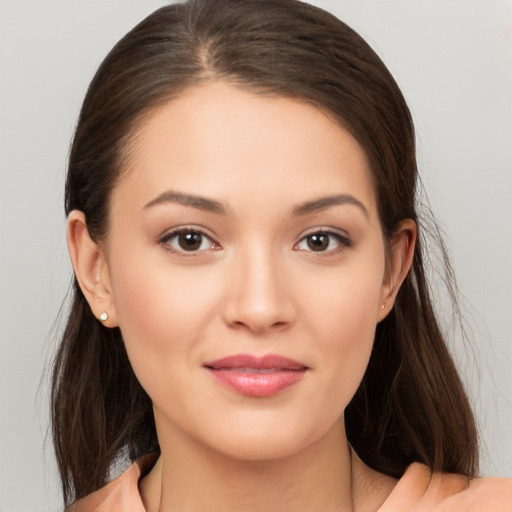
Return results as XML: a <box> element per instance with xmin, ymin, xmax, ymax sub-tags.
<box><xmin>204</xmin><ymin>354</ymin><xmax>308</xmax><ymax>371</ymax></box>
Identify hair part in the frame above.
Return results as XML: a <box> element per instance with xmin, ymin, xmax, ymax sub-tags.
<box><xmin>53</xmin><ymin>0</ymin><xmax>478</xmax><ymax>505</ymax></box>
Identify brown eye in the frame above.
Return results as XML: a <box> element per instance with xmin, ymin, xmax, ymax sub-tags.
<box><xmin>295</xmin><ymin>230</ymin><xmax>351</xmax><ymax>254</ymax></box>
<box><xmin>161</xmin><ymin>229</ymin><xmax>217</xmax><ymax>253</ymax></box>
<box><xmin>306</xmin><ymin>233</ymin><xmax>330</xmax><ymax>251</ymax></box>
<box><xmin>178</xmin><ymin>231</ymin><xmax>203</xmax><ymax>251</ymax></box>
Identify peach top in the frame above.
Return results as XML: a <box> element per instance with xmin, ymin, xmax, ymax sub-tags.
<box><xmin>67</xmin><ymin>455</ymin><xmax>512</xmax><ymax>511</ymax></box>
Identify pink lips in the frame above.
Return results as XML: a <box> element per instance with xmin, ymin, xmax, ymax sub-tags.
<box><xmin>204</xmin><ymin>354</ymin><xmax>308</xmax><ymax>398</ymax></box>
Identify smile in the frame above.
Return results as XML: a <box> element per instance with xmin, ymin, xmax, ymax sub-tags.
<box><xmin>204</xmin><ymin>354</ymin><xmax>308</xmax><ymax>398</ymax></box>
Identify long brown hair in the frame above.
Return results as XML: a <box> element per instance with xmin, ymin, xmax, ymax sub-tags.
<box><xmin>52</xmin><ymin>0</ymin><xmax>478</xmax><ymax>505</ymax></box>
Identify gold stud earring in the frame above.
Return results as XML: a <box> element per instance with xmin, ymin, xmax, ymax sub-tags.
<box><xmin>99</xmin><ymin>311</ymin><xmax>108</xmax><ymax>322</ymax></box>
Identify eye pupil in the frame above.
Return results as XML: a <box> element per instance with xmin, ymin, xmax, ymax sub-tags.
<box><xmin>307</xmin><ymin>233</ymin><xmax>329</xmax><ymax>251</ymax></box>
<box><xmin>178</xmin><ymin>231</ymin><xmax>202</xmax><ymax>251</ymax></box>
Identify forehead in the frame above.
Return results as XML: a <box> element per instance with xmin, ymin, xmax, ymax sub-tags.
<box><xmin>112</xmin><ymin>81</ymin><xmax>377</xmax><ymax>219</ymax></box>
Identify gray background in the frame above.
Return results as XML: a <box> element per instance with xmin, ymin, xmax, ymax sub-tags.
<box><xmin>1</xmin><ymin>1</ymin><xmax>511</xmax><ymax>510</ymax></box>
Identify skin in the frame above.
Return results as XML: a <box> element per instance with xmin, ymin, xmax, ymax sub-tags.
<box><xmin>67</xmin><ymin>82</ymin><xmax>416</xmax><ymax>511</ymax></box>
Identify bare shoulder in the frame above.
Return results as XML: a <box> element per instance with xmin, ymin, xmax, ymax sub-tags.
<box><xmin>379</xmin><ymin>462</ymin><xmax>512</xmax><ymax>511</ymax></box>
<box><xmin>436</xmin><ymin>475</ymin><xmax>512</xmax><ymax>511</ymax></box>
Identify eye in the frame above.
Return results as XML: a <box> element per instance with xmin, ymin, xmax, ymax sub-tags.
<box><xmin>295</xmin><ymin>230</ymin><xmax>351</xmax><ymax>253</ymax></box>
<box><xmin>159</xmin><ymin>228</ymin><xmax>219</xmax><ymax>253</ymax></box>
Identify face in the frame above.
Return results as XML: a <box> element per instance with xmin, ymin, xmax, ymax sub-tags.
<box><xmin>97</xmin><ymin>82</ymin><xmax>395</xmax><ymax>460</ymax></box>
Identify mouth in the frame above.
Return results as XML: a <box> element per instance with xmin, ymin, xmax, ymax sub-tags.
<box><xmin>203</xmin><ymin>354</ymin><xmax>309</xmax><ymax>398</ymax></box>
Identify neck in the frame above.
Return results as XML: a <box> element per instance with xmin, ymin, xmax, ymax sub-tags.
<box><xmin>141</xmin><ymin>419</ymin><xmax>354</xmax><ymax>512</ymax></box>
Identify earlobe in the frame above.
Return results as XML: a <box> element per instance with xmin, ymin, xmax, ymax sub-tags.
<box><xmin>378</xmin><ymin>218</ymin><xmax>417</xmax><ymax>321</ymax></box>
<box><xmin>66</xmin><ymin>210</ymin><xmax>118</xmax><ymax>327</ymax></box>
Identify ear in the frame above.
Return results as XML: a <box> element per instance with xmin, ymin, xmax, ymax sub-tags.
<box><xmin>378</xmin><ymin>218</ymin><xmax>417</xmax><ymax>321</ymax></box>
<box><xmin>66</xmin><ymin>210</ymin><xmax>118</xmax><ymax>327</ymax></box>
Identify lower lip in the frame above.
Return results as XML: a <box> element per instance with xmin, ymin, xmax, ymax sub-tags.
<box><xmin>206</xmin><ymin>368</ymin><xmax>306</xmax><ymax>397</ymax></box>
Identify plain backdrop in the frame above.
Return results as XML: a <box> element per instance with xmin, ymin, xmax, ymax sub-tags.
<box><xmin>1</xmin><ymin>1</ymin><xmax>511</xmax><ymax>510</ymax></box>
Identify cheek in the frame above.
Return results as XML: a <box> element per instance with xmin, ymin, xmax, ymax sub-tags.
<box><xmin>107</xmin><ymin>249</ymin><xmax>222</xmax><ymax>390</ymax></box>
<box><xmin>316</xmin><ymin>285</ymin><xmax>379</xmax><ymax>377</ymax></box>
<box><xmin>304</xmin><ymin>249</ymin><xmax>385</xmax><ymax>337</ymax></box>
<box><xmin>301</xmin><ymin>251</ymin><xmax>385</xmax><ymax>396</ymax></box>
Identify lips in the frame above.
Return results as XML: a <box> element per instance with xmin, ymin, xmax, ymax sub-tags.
<box><xmin>204</xmin><ymin>354</ymin><xmax>308</xmax><ymax>398</ymax></box>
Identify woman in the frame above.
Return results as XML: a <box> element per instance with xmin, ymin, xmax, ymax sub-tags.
<box><xmin>52</xmin><ymin>0</ymin><xmax>512</xmax><ymax>510</ymax></box>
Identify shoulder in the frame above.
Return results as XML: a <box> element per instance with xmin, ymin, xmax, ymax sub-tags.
<box><xmin>379</xmin><ymin>462</ymin><xmax>512</xmax><ymax>511</ymax></box>
<box><xmin>65</xmin><ymin>454</ymin><xmax>157</xmax><ymax>512</ymax></box>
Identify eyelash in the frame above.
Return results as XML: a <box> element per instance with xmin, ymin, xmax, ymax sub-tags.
<box><xmin>158</xmin><ymin>227</ymin><xmax>220</xmax><ymax>256</ymax></box>
<box><xmin>157</xmin><ymin>227</ymin><xmax>352</xmax><ymax>256</ymax></box>
<box><xmin>293</xmin><ymin>229</ymin><xmax>352</xmax><ymax>255</ymax></box>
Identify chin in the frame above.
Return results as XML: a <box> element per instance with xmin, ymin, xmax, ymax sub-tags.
<box><xmin>212</xmin><ymin>437</ymin><xmax>310</xmax><ymax>463</ymax></box>
<box><xmin>198</xmin><ymin>414</ymin><xmax>343</xmax><ymax>464</ymax></box>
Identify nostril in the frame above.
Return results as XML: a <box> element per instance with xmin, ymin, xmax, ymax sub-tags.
<box><xmin>221</xmin><ymin>270</ymin><xmax>296</xmax><ymax>332</ymax></box>
<box><xmin>227</xmin><ymin>318</ymin><xmax>290</xmax><ymax>334</ymax></box>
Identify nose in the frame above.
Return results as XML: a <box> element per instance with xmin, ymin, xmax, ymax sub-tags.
<box><xmin>222</xmin><ymin>246</ymin><xmax>296</xmax><ymax>335</ymax></box>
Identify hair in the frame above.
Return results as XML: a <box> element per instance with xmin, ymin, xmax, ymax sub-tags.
<box><xmin>52</xmin><ymin>0</ymin><xmax>478</xmax><ymax>505</ymax></box>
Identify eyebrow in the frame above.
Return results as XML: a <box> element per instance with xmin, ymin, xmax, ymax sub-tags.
<box><xmin>292</xmin><ymin>194</ymin><xmax>369</xmax><ymax>218</ymax></box>
<box><xmin>143</xmin><ymin>190</ymin><xmax>368</xmax><ymax>218</ymax></box>
<box><xmin>143</xmin><ymin>191</ymin><xmax>227</xmax><ymax>215</ymax></box>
